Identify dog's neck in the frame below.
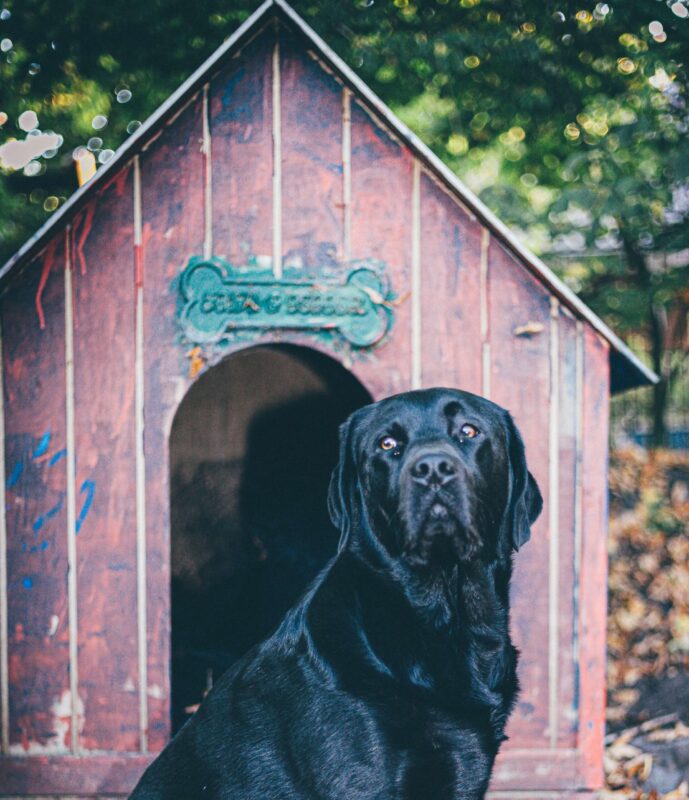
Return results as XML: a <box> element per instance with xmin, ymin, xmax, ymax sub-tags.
<box><xmin>347</xmin><ymin>514</ymin><xmax>510</xmax><ymax>633</ymax></box>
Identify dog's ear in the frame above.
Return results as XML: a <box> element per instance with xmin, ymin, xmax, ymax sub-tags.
<box><xmin>328</xmin><ymin>415</ymin><xmax>358</xmax><ymax>551</ymax></box>
<box><xmin>504</xmin><ymin>414</ymin><xmax>543</xmax><ymax>551</ymax></box>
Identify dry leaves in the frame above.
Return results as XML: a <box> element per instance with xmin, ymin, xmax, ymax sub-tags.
<box><xmin>608</xmin><ymin>448</ymin><xmax>689</xmax><ymax>712</ymax></box>
<box><xmin>603</xmin><ymin>715</ymin><xmax>689</xmax><ymax>798</ymax></box>
<box><xmin>606</xmin><ymin>448</ymin><xmax>689</xmax><ymax>797</ymax></box>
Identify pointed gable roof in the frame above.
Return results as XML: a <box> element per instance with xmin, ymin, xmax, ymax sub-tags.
<box><xmin>0</xmin><ymin>0</ymin><xmax>656</xmax><ymax>391</ymax></box>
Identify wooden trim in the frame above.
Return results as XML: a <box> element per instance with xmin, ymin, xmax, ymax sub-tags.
<box><xmin>0</xmin><ymin>748</ymin><xmax>595</xmax><ymax>796</ymax></box>
<box><xmin>488</xmin><ymin>794</ymin><xmax>597</xmax><ymax>800</ymax></box>
<box><xmin>577</xmin><ymin>329</ymin><xmax>609</xmax><ymax>788</ymax></box>
<box><xmin>411</xmin><ymin>159</ymin><xmax>421</xmax><ymax>390</ymax></box>
<box><xmin>572</xmin><ymin>320</ymin><xmax>584</xmax><ymax>717</ymax></box>
<box><xmin>548</xmin><ymin>297</ymin><xmax>560</xmax><ymax>747</ymax></box>
<box><xmin>202</xmin><ymin>84</ymin><xmax>213</xmax><ymax>261</ymax></box>
<box><xmin>490</xmin><ymin>748</ymin><xmax>586</xmax><ymax>792</ymax></box>
<box><xmin>342</xmin><ymin>87</ymin><xmax>352</xmax><ymax>263</ymax></box>
<box><xmin>272</xmin><ymin>36</ymin><xmax>283</xmax><ymax>278</ymax></box>
<box><xmin>64</xmin><ymin>227</ymin><xmax>79</xmax><ymax>754</ymax></box>
<box><xmin>133</xmin><ymin>158</ymin><xmax>148</xmax><ymax>754</ymax></box>
<box><xmin>0</xmin><ymin>315</ymin><xmax>7</xmax><ymax>755</ymax></box>
<box><xmin>480</xmin><ymin>228</ymin><xmax>490</xmax><ymax>398</ymax></box>
<box><xmin>0</xmin><ymin>753</ymin><xmax>154</xmax><ymax>796</ymax></box>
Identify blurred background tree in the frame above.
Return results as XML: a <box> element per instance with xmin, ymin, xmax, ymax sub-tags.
<box><xmin>1</xmin><ymin>0</ymin><xmax>688</xmax><ymax>442</ymax></box>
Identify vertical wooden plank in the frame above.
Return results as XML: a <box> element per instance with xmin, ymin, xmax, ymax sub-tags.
<box><xmin>487</xmin><ymin>241</ymin><xmax>551</xmax><ymax>747</ymax></box>
<box><xmin>280</xmin><ymin>33</ymin><xmax>344</xmax><ymax>271</ymax></box>
<box><xmin>272</xmin><ymin>36</ymin><xmax>283</xmax><ymax>278</ymax></box>
<box><xmin>71</xmin><ymin>166</ymin><xmax>139</xmax><ymax>751</ymax></box>
<box><xmin>0</xmin><ymin>311</ymin><xmax>6</xmax><ymax>756</ymax></box>
<box><xmin>480</xmin><ymin>231</ymin><xmax>491</xmax><ymax>398</ymax></box>
<box><xmin>141</xmin><ymin>95</ymin><xmax>204</xmax><ymax>751</ymax></box>
<box><xmin>411</xmin><ymin>161</ymin><xmax>421</xmax><ymax>390</ymax></box>
<box><xmin>1</xmin><ymin>236</ymin><xmax>70</xmax><ymax>753</ymax></box>
<box><xmin>557</xmin><ymin>310</ymin><xmax>578</xmax><ymax>747</ymax></box>
<box><xmin>133</xmin><ymin>157</ymin><xmax>149</xmax><ymax>753</ymax></box>
<box><xmin>64</xmin><ymin>229</ymin><xmax>78</xmax><ymax>753</ymax></box>
<box><xmin>210</xmin><ymin>30</ymin><xmax>273</xmax><ymax>268</ymax></box>
<box><xmin>419</xmin><ymin>172</ymin><xmax>482</xmax><ymax>394</ymax></box>
<box><xmin>578</xmin><ymin>327</ymin><xmax>609</xmax><ymax>787</ymax></box>
<box><xmin>547</xmin><ymin>298</ymin><xmax>560</xmax><ymax>748</ymax></box>
<box><xmin>349</xmin><ymin>101</ymin><xmax>412</xmax><ymax>399</ymax></box>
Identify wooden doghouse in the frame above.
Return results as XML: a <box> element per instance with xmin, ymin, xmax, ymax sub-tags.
<box><xmin>0</xmin><ymin>1</ymin><xmax>655</xmax><ymax>797</ymax></box>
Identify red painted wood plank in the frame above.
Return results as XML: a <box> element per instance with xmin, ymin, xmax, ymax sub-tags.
<box><xmin>71</xmin><ymin>166</ymin><xmax>139</xmax><ymax>751</ymax></box>
<box><xmin>419</xmin><ymin>172</ymin><xmax>482</xmax><ymax>393</ymax></box>
<box><xmin>349</xmin><ymin>100</ymin><xmax>412</xmax><ymax>399</ymax></box>
<box><xmin>140</xmin><ymin>94</ymin><xmax>205</xmax><ymax>750</ymax></box>
<box><xmin>487</xmin><ymin>239</ymin><xmax>551</xmax><ymax>747</ymax></box>
<box><xmin>210</xmin><ymin>30</ymin><xmax>273</xmax><ymax>267</ymax></box>
<box><xmin>280</xmin><ymin>34</ymin><xmax>344</xmax><ymax>271</ymax></box>
<box><xmin>1</xmin><ymin>235</ymin><xmax>70</xmax><ymax>753</ymax></box>
<box><xmin>556</xmin><ymin>310</ymin><xmax>578</xmax><ymax>747</ymax></box>
<box><xmin>578</xmin><ymin>327</ymin><xmax>609</xmax><ymax>788</ymax></box>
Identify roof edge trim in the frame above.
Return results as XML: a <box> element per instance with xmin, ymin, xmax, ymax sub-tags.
<box><xmin>0</xmin><ymin>0</ymin><xmax>278</xmax><ymax>282</ymax></box>
<box><xmin>271</xmin><ymin>0</ymin><xmax>657</xmax><ymax>390</ymax></box>
<box><xmin>0</xmin><ymin>0</ymin><xmax>657</xmax><ymax>390</ymax></box>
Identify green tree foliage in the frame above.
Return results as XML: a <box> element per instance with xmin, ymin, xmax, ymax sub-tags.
<box><xmin>1</xmin><ymin>0</ymin><xmax>688</xmax><ymax>438</ymax></box>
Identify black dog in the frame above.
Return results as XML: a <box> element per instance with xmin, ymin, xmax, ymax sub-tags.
<box><xmin>130</xmin><ymin>388</ymin><xmax>542</xmax><ymax>799</ymax></box>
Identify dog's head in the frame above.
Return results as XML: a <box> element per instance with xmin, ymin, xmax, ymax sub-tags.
<box><xmin>328</xmin><ymin>388</ymin><xmax>542</xmax><ymax>571</ymax></box>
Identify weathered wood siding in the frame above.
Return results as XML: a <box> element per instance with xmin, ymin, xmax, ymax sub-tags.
<box><xmin>141</xmin><ymin>91</ymin><xmax>206</xmax><ymax>753</ymax></box>
<box><xmin>71</xmin><ymin>167</ymin><xmax>140</xmax><ymax>752</ymax></box>
<box><xmin>1</xmin><ymin>240</ymin><xmax>70</xmax><ymax>754</ymax></box>
<box><xmin>0</xmin><ymin>16</ymin><xmax>610</xmax><ymax>798</ymax></box>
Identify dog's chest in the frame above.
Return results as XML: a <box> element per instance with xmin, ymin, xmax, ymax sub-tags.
<box><xmin>386</xmin><ymin>705</ymin><xmax>494</xmax><ymax>799</ymax></box>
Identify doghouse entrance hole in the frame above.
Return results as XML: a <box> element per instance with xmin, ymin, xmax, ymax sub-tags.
<box><xmin>169</xmin><ymin>345</ymin><xmax>371</xmax><ymax>732</ymax></box>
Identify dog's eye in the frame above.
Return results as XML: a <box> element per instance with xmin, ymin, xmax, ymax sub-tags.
<box><xmin>460</xmin><ymin>423</ymin><xmax>479</xmax><ymax>439</ymax></box>
<box><xmin>379</xmin><ymin>436</ymin><xmax>398</xmax><ymax>451</ymax></box>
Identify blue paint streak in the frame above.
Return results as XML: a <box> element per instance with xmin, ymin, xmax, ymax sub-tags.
<box><xmin>22</xmin><ymin>576</ymin><xmax>32</xmax><ymax>589</ymax></box>
<box><xmin>49</xmin><ymin>449</ymin><xmax>67</xmax><ymax>466</ymax></box>
<box><xmin>32</xmin><ymin>495</ymin><xmax>64</xmax><ymax>534</ymax></box>
<box><xmin>46</xmin><ymin>496</ymin><xmax>63</xmax><ymax>519</ymax></box>
<box><xmin>40</xmin><ymin>540</ymin><xmax>49</xmax><ymax>551</ymax></box>
<box><xmin>76</xmin><ymin>479</ymin><xmax>95</xmax><ymax>534</ymax></box>
<box><xmin>6</xmin><ymin>461</ymin><xmax>23</xmax><ymax>489</ymax></box>
<box><xmin>32</xmin><ymin>430</ymin><xmax>51</xmax><ymax>459</ymax></box>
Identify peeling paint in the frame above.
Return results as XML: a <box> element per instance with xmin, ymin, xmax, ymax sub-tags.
<box><xmin>35</xmin><ymin>237</ymin><xmax>59</xmax><ymax>330</ymax></box>
<box><xmin>8</xmin><ymin>689</ymin><xmax>84</xmax><ymax>754</ymax></box>
<box><xmin>48</xmin><ymin>614</ymin><xmax>59</xmax><ymax>637</ymax></box>
<box><xmin>73</xmin><ymin>203</ymin><xmax>96</xmax><ymax>277</ymax></box>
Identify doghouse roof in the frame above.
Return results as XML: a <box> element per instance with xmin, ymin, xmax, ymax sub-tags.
<box><xmin>0</xmin><ymin>0</ymin><xmax>656</xmax><ymax>392</ymax></box>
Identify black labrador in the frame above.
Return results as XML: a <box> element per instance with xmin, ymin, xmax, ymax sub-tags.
<box><xmin>130</xmin><ymin>387</ymin><xmax>542</xmax><ymax>799</ymax></box>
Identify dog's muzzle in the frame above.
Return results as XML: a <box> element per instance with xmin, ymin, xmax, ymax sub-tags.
<box><xmin>398</xmin><ymin>443</ymin><xmax>479</xmax><ymax>566</ymax></box>
<box><xmin>409</xmin><ymin>447</ymin><xmax>460</xmax><ymax>491</ymax></box>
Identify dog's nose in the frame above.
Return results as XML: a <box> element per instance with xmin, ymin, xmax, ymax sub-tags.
<box><xmin>410</xmin><ymin>452</ymin><xmax>458</xmax><ymax>488</ymax></box>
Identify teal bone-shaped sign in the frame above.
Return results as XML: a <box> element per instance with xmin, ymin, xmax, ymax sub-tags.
<box><xmin>178</xmin><ymin>257</ymin><xmax>393</xmax><ymax>348</ymax></box>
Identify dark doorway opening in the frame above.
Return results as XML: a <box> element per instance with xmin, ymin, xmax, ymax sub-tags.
<box><xmin>169</xmin><ymin>345</ymin><xmax>371</xmax><ymax>732</ymax></box>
